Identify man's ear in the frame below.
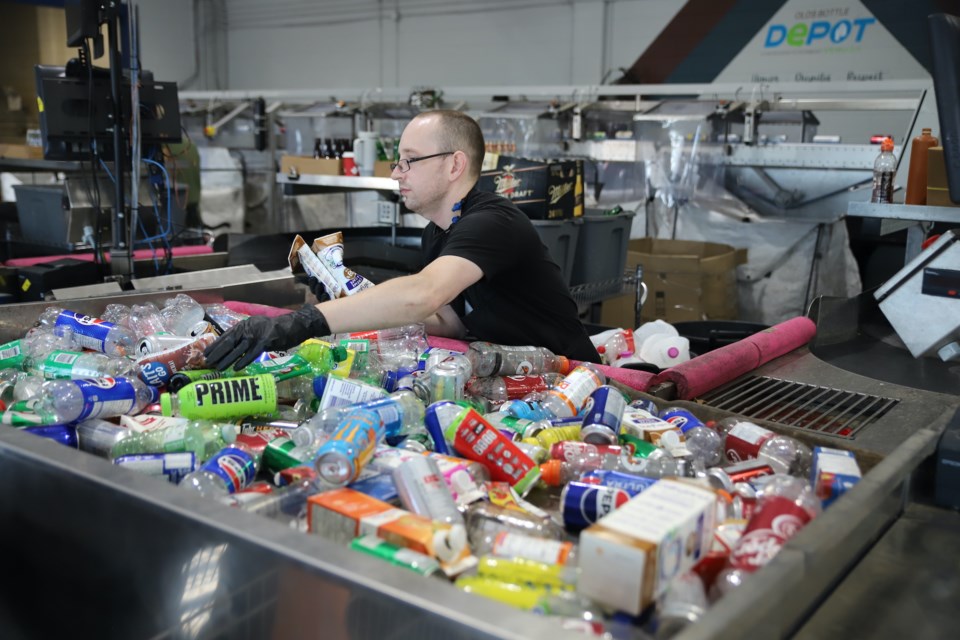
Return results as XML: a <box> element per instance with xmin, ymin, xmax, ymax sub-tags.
<box><xmin>449</xmin><ymin>150</ymin><xmax>469</xmax><ymax>182</ymax></box>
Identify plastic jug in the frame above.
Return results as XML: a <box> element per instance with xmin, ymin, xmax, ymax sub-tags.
<box><xmin>353</xmin><ymin>131</ymin><xmax>378</xmax><ymax>177</ymax></box>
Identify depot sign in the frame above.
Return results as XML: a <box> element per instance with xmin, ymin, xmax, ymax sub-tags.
<box><xmin>765</xmin><ymin>16</ymin><xmax>876</xmax><ymax>48</ymax></box>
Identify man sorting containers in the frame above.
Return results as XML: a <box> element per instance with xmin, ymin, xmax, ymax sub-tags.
<box><xmin>204</xmin><ymin>110</ymin><xmax>600</xmax><ymax>371</ymax></box>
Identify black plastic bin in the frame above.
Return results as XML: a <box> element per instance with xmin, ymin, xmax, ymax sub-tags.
<box><xmin>673</xmin><ymin>320</ymin><xmax>769</xmax><ymax>355</ymax></box>
<box><xmin>569</xmin><ymin>210</ymin><xmax>635</xmax><ymax>287</ymax></box>
<box><xmin>532</xmin><ymin>218</ymin><xmax>582</xmax><ymax>286</ymax></box>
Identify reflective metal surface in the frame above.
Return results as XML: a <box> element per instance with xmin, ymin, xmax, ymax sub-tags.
<box><xmin>809</xmin><ymin>294</ymin><xmax>960</xmax><ymax>396</ymax></box>
<box><xmin>0</xmin><ymin>427</ymin><xmax>576</xmax><ymax>640</ymax></box>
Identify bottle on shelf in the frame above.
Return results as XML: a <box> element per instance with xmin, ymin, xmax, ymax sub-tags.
<box><xmin>905</xmin><ymin>128</ymin><xmax>939</xmax><ymax>205</ymax></box>
<box><xmin>869</xmin><ymin>137</ymin><xmax>897</xmax><ymax>204</ymax></box>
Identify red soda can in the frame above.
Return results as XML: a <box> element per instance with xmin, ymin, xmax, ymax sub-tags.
<box><xmin>727</xmin><ymin>496</ymin><xmax>814</xmax><ymax>574</ymax></box>
<box><xmin>724</xmin><ymin>458</ymin><xmax>776</xmax><ymax>484</ymax></box>
<box><xmin>723</xmin><ymin>421</ymin><xmax>775</xmax><ymax>462</ymax></box>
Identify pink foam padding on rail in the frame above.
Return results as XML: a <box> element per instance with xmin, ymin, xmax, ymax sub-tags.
<box><xmin>653</xmin><ymin>316</ymin><xmax>817</xmax><ymax>400</ymax></box>
<box><xmin>746</xmin><ymin>316</ymin><xmax>817</xmax><ymax>366</ymax></box>
<box><xmin>222</xmin><ymin>301</ymin><xmax>292</xmax><ymax>318</ymax></box>
<box><xmin>4</xmin><ymin>244</ymin><xmax>212</xmax><ymax>268</ymax></box>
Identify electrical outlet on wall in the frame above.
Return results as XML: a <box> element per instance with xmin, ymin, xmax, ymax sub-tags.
<box><xmin>377</xmin><ymin>201</ymin><xmax>397</xmax><ymax>225</ymax></box>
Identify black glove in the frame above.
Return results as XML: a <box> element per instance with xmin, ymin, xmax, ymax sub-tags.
<box><xmin>203</xmin><ymin>305</ymin><xmax>331</xmax><ymax>371</ymax></box>
<box><xmin>295</xmin><ymin>274</ymin><xmax>331</xmax><ymax>302</ymax></box>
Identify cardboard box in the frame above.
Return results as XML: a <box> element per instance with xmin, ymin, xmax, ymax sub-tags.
<box><xmin>927</xmin><ymin>146</ymin><xmax>960</xmax><ymax>207</ymax></box>
<box><xmin>280</xmin><ymin>155</ymin><xmax>342</xmax><ymax>177</ymax></box>
<box><xmin>374</xmin><ymin>160</ymin><xmax>394</xmax><ymax>178</ymax></box>
<box><xmin>476</xmin><ymin>156</ymin><xmax>583</xmax><ymax>219</ymax></box>
<box><xmin>0</xmin><ymin>144</ymin><xmax>43</xmax><ymax>160</ymax></box>
<box><xmin>577</xmin><ymin>479</ymin><xmax>717</xmax><ymax>615</ymax></box>
<box><xmin>601</xmin><ymin>238</ymin><xmax>746</xmax><ymax>327</ymax></box>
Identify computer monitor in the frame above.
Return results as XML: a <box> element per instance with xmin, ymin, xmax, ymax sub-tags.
<box><xmin>64</xmin><ymin>0</ymin><xmax>102</xmax><ymax>47</ymax></box>
<box><xmin>929</xmin><ymin>13</ymin><xmax>960</xmax><ymax>204</ymax></box>
<box><xmin>35</xmin><ymin>64</ymin><xmax>182</xmax><ymax>161</ymax></box>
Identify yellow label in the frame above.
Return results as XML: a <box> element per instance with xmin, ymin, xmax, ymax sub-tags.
<box><xmin>21</xmin><ymin>279</ymin><xmax>31</xmax><ymax>292</ymax></box>
<box><xmin>477</xmin><ymin>556</ymin><xmax>573</xmax><ymax>590</ymax></box>
<box><xmin>37</xmin><ymin>97</ymin><xmax>44</xmax><ymax>113</ymax></box>
<box><xmin>328</xmin><ymin>347</ymin><xmax>356</xmax><ymax>379</ymax></box>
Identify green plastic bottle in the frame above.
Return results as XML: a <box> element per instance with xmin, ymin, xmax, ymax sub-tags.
<box><xmin>110</xmin><ymin>420</ymin><xmax>236</xmax><ymax>461</ymax></box>
<box><xmin>160</xmin><ymin>374</ymin><xmax>278</xmax><ymax>420</ymax></box>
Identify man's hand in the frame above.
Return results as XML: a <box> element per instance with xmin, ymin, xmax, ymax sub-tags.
<box><xmin>203</xmin><ymin>305</ymin><xmax>331</xmax><ymax>371</ymax></box>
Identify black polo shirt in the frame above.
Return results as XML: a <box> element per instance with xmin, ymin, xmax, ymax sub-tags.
<box><xmin>421</xmin><ymin>187</ymin><xmax>600</xmax><ymax>363</ymax></box>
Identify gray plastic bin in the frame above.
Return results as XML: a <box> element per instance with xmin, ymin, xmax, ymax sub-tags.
<box><xmin>569</xmin><ymin>209</ymin><xmax>635</xmax><ymax>286</ymax></box>
<box><xmin>532</xmin><ymin>218</ymin><xmax>582</xmax><ymax>286</ymax></box>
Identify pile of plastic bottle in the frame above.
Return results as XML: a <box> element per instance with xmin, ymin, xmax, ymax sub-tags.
<box><xmin>0</xmin><ymin>295</ymin><xmax>861</xmax><ymax>639</ymax></box>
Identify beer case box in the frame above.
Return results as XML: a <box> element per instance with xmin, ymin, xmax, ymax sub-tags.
<box><xmin>601</xmin><ymin>238</ymin><xmax>746</xmax><ymax>327</ymax></box>
<box><xmin>280</xmin><ymin>155</ymin><xmax>342</xmax><ymax>177</ymax></box>
<box><xmin>927</xmin><ymin>146</ymin><xmax>960</xmax><ymax>207</ymax></box>
<box><xmin>476</xmin><ymin>155</ymin><xmax>584</xmax><ymax>220</ymax></box>
<box><xmin>577</xmin><ymin>479</ymin><xmax>717</xmax><ymax>616</ymax></box>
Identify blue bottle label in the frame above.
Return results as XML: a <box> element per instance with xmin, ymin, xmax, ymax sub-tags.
<box><xmin>115</xmin><ymin>452</ymin><xmax>197</xmax><ymax>484</ymax></box>
<box><xmin>54</xmin><ymin>311</ymin><xmax>115</xmax><ymax>352</ymax></box>
<box><xmin>75</xmin><ymin>377</ymin><xmax>137</xmax><ymax>420</ymax></box>
<box><xmin>200</xmin><ymin>447</ymin><xmax>257</xmax><ymax>493</ymax></box>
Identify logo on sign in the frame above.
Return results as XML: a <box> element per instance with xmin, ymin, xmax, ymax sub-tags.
<box><xmin>764</xmin><ymin>16</ymin><xmax>876</xmax><ymax>48</ymax></box>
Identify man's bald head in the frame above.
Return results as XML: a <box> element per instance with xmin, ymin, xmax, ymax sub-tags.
<box><xmin>410</xmin><ymin>110</ymin><xmax>485</xmax><ymax>181</ymax></box>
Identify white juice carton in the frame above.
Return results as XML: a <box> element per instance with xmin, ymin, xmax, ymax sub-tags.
<box><xmin>577</xmin><ymin>478</ymin><xmax>717</xmax><ymax>615</ymax></box>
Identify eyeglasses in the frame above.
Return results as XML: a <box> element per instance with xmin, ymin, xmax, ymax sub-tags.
<box><xmin>390</xmin><ymin>151</ymin><xmax>454</xmax><ymax>173</ymax></box>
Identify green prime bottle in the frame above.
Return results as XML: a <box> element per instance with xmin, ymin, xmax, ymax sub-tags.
<box><xmin>160</xmin><ymin>374</ymin><xmax>278</xmax><ymax>420</ymax></box>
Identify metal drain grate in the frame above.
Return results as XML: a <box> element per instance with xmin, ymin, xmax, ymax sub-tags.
<box><xmin>698</xmin><ymin>376</ymin><xmax>900</xmax><ymax>439</ymax></box>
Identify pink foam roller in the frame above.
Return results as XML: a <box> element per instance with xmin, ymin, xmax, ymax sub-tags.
<box><xmin>223</xmin><ymin>301</ymin><xmax>292</xmax><ymax>318</ymax></box>
<box><xmin>745</xmin><ymin>316</ymin><xmax>817</xmax><ymax>366</ymax></box>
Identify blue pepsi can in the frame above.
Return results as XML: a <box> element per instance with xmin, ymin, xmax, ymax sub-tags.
<box><xmin>560</xmin><ymin>481</ymin><xmax>630</xmax><ymax>532</ymax></box>
<box><xmin>580</xmin><ymin>386</ymin><xmax>627</xmax><ymax>445</ymax></box>
<box><xmin>629</xmin><ymin>398</ymin><xmax>660</xmax><ymax>416</ymax></box>
<box><xmin>579</xmin><ymin>469</ymin><xmax>658</xmax><ymax>497</ymax></box>
<box><xmin>23</xmin><ymin>424</ymin><xmax>77</xmax><ymax>448</ymax></box>
<box><xmin>660</xmin><ymin>407</ymin><xmax>705</xmax><ymax>434</ymax></box>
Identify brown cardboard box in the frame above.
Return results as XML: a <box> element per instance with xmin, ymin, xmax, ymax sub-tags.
<box><xmin>927</xmin><ymin>146</ymin><xmax>960</xmax><ymax>207</ymax></box>
<box><xmin>601</xmin><ymin>238</ymin><xmax>746</xmax><ymax>327</ymax></box>
<box><xmin>374</xmin><ymin>160</ymin><xmax>394</xmax><ymax>178</ymax></box>
<box><xmin>0</xmin><ymin>144</ymin><xmax>43</xmax><ymax>160</ymax></box>
<box><xmin>280</xmin><ymin>155</ymin><xmax>342</xmax><ymax>177</ymax></box>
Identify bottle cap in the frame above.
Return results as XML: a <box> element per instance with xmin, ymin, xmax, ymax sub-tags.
<box><xmin>881</xmin><ymin>137</ymin><xmax>894</xmax><ymax>152</ymax></box>
<box><xmin>221</xmin><ymin>423</ymin><xmax>237</xmax><ymax>443</ymax></box>
<box><xmin>557</xmin><ymin>356</ymin><xmax>571</xmax><ymax>375</ymax></box>
<box><xmin>433</xmin><ymin>524</ymin><xmax>467</xmax><ymax>563</ymax></box>
<box><xmin>159</xmin><ymin>392</ymin><xmax>173</xmax><ymax>416</ymax></box>
<box><xmin>539</xmin><ymin>459</ymin><xmax>563</xmax><ymax>486</ymax></box>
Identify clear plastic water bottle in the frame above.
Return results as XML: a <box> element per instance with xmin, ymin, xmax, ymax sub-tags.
<box><xmin>179</xmin><ymin>442</ymin><xmax>260</xmax><ymax>497</ymax></box>
<box><xmin>13</xmin><ymin>374</ymin><xmax>44</xmax><ymax>402</ymax></box>
<box><xmin>656</xmin><ymin>572</ymin><xmax>709</xmax><ymax>639</ymax></box>
<box><xmin>161</xmin><ymin>294</ymin><xmax>207</xmax><ymax>336</ymax></box>
<box><xmin>541</xmin><ymin>363</ymin><xmax>606</xmax><ymax>418</ymax></box>
<box><xmin>467</xmin><ymin>342</ymin><xmax>569</xmax><ymax>378</ymax></box>
<box><xmin>295</xmin><ymin>390</ymin><xmax>424</xmax><ymax>447</ymax></box>
<box><xmin>870</xmin><ymin>136</ymin><xmax>897</xmax><ymax>204</ymax></box>
<box><xmin>203</xmin><ymin>303</ymin><xmax>249</xmax><ymax>332</ymax></box>
<box><xmin>37</xmin><ymin>376</ymin><xmax>157</xmax><ymax>423</ymax></box>
<box><xmin>677</xmin><ymin>421</ymin><xmax>723</xmax><ymax>467</ymax></box>
<box><xmin>37</xmin><ymin>308</ymin><xmax>136</xmax><ymax>357</ymax></box>
<box><xmin>101</xmin><ymin>303</ymin><xmax>131</xmax><ymax>326</ymax></box>
<box><xmin>24</xmin><ymin>350</ymin><xmax>135</xmax><ymax>380</ymax></box>
<box><xmin>21</xmin><ymin>325</ymin><xmax>77</xmax><ymax>357</ymax></box>
<box><xmin>464</xmin><ymin>501</ymin><xmax>564</xmax><ymax>556</ymax></box>
<box><xmin>127</xmin><ymin>303</ymin><xmax>168</xmax><ymax>340</ymax></box>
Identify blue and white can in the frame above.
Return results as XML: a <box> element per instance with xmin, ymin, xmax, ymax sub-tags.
<box><xmin>659</xmin><ymin>408</ymin><xmax>706</xmax><ymax>433</ymax></box>
<box><xmin>579</xmin><ymin>469</ymin><xmax>658</xmax><ymax>497</ymax></box>
<box><xmin>560</xmin><ymin>481</ymin><xmax>630</xmax><ymax>531</ymax></box>
<box><xmin>423</xmin><ymin>401</ymin><xmax>459</xmax><ymax>455</ymax></box>
<box><xmin>580</xmin><ymin>386</ymin><xmax>627</xmax><ymax>445</ymax></box>
<box><xmin>629</xmin><ymin>398</ymin><xmax>660</xmax><ymax>417</ymax></box>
